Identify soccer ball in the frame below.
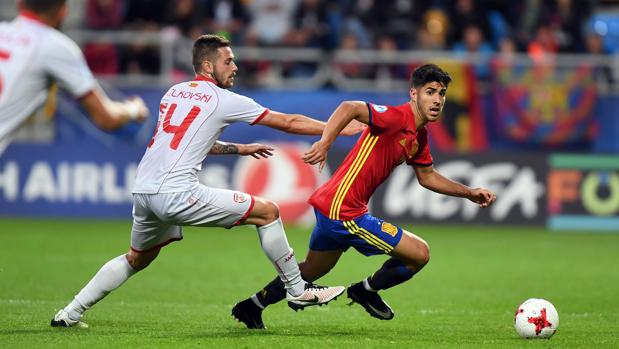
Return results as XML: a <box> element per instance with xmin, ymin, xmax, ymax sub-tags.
<box><xmin>514</xmin><ymin>298</ymin><xmax>559</xmax><ymax>339</ymax></box>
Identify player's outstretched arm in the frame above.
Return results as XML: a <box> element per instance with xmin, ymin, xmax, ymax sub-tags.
<box><xmin>413</xmin><ymin>165</ymin><xmax>497</xmax><ymax>208</ymax></box>
<box><xmin>80</xmin><ymin>88</ymin><xmax>149</xmax><ymax>131</ymax></box>
<box><xmin>209</xmin><ymin>141</ymin><xmax>274</xmax><ymax>159</ymax></box>
<box><xmin>256</xmin><ymin>110</ymin><xmax>365</xmax><ymax>136</ymax></box>
<box><xmin>303</xmin><ymin>101</ymin><xmax>369</xmax><ymax>172</ymax></box>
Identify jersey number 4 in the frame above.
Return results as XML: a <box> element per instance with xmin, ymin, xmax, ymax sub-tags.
<box><xmin>148</xmin><ymin>102</ymin><xmax>200</xmax><ymax>150</ymax></box>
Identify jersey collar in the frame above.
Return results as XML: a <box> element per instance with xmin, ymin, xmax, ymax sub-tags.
<box><xmin>193</xmin><ymin>75</ymin><xmax>219</xmax><ymax>86</ymax></box>
<box><xmin>18</xmin><ymin>11</ymin><xmax>46</xmax><ymax>25</ymax></box>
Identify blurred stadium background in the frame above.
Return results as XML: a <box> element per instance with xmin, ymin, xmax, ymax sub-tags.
<box><xmin>0</xmin><ymin>0</ymin><xmax>617</xmax><ymax>229</ymax></box>
<box><xmin>0</xmin><ymin>1</ymin><xmax>618</xmax><ymax>347</ymax></box>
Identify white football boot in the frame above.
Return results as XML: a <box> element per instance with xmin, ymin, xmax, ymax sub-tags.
<box><xmin>50</xmin><ymin>309</ymin><xmax>89</xmax><ymax>328</ymax></box>
<box><xmin>287</xmin><ymin>283</ymin><xmax>345</xmax><ymax>311</ymax></box>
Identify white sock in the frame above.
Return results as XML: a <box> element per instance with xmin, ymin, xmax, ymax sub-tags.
<box><xmin>256</xmin><ymin>218</ymin><xmax>305</xmax><ymax>296</ymax></box>
<box><xmin>65</xmin><ymin>254</ymin><xmax>137</xmax><ymax>319</ymax></box>
<box><xmin>363</xmin><ymin>278</ymin><xmax>377</xmax><ymax>292</ymax></box>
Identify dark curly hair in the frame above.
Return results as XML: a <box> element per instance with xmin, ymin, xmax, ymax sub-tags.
<box><xmin>410</xmin><ymin>64</ymin><xmax>452</xmax><ymax>88</ymax></box>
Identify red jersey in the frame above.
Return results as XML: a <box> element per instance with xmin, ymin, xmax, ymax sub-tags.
<box><xmin>309</xmin><ymin>102</ymin><xmax>433</xmax><ymax>220</ymax></box>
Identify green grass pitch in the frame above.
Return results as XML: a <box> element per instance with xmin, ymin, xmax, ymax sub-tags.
<box><xmin>0</xmin><ymin>219</ymin><xmax>618</xmax><ymax>348</ymax></box>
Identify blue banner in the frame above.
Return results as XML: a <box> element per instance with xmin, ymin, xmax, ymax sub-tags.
<box><xmin>0</xmin><ymin>145</ymin><xmax>143</xmax><ymax>217</ymax></box>
<box><xmin>0</xmin><ymin>142</ymin><xmax>320</xmax><ymax>221</ymax></box>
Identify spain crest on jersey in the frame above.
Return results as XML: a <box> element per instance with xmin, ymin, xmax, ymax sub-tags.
<box><xmin>399</xmin><ymin>138</ymin><xmax>420</xmax><ymax>160</ymax></box>
<box><xmin>381</xmin><ymin>222</ymin><xmax>398</xmax><ymax>237</ymax></box>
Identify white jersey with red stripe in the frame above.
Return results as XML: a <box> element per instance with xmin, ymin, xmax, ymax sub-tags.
<box><xmin>0</xmin><ymin>13</ymin><xmax>97</xmax><ymax>154</ymax></box>
<box><xmin>132</xmin><ymin>76</ymin><xmax>268</xmax><ymax>194</ymax></box>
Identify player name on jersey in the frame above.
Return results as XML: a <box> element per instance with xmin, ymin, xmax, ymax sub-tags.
<box><xmin>0</xmin><ymin>31</ymin><xmax>31</xmax><ymax>47</ymax></box>
<box><xmin>165</xmin><ymin>88</ymin><xmax>213</xmax><ymax>103</ymax></box>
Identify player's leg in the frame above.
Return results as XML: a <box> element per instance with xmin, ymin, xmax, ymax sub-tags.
<box><xmin>51</xmin><ymin>248</ymin><xmax>160</xmax><ymax>328</ymax></box>
<box><xmin>300</xmin><ymin>249</ymin><xmax>344</xmax><ymax>281</ymax></box>
<box><xmin>238</xmin><ymin>196</ymin><xmax>344</xmax><ymax>306</ymax></box>
<box><xmin>51</xmin><ymin>194</ymin><xmax>179</xmax><ymax>328</ymax></box>
<box><xmin>175</xmin><ymin>187</ymin><xmax>344</xmax><ymax>309</ymax></box>
<box><xmin>343</xmin><ymin>217</ymin><xmax>428</xmax><ymax>320</ymax></box>
<box><xmin>165</xmin><ymin>187</ymin><xmax>307</xmax><ymax>294</ymax></box>
<box><xmin>350</xmin><ymin>230</ymin><xmax>429</xmax><ymax>320</ymax></box>
<box><xmin>232</xmin><ymin>249</ymin><xmax>343</xmax><ymax>329</ymax></box>
<box><xmin>249</xmin><ymin>249</ymin><xmax>344</xmax><ymax>309</ymax></box>
<box><xmin>364</xmin><ymin>230</ymin><xmax>430</xmax><ymax>291</ymax></box>
<box><xmin>233</xmin><ymin>208</ymin><xmax>346</xmax><ymax>329</ymax></box>
<box><xmin>348</xmin><ymin>230</ymin><xmax>429</xmax><ymax>320</ymax></box>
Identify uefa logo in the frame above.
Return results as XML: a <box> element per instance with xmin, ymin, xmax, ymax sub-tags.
<box><xmin>233</xmin><ymin>142</ymin><xmax>329</xmax><ymax>223</ymax></box>
<box><xmin>372</xmin><ymin>104</ymin><xmax>388</xmax><ymax>113</ymax></box>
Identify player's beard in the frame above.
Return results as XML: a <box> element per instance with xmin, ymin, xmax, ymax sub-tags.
<box><xmin>214</xmin><ymin>69</ymin><xmax>234</xmax><ymax>89</ymax></box>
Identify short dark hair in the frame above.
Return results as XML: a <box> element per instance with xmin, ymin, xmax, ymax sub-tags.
<box><xmin>410</xmin><ymin>64</ymin><xmax>452</xmax><ymax>88</ymax></box>
<box><xmin>192</xmin><ymin>34</ymin><xmax>231</xmax><ymax>74</ymax></box>
<box><xmin>22</xmin><ymin>0</ymin><xmax>66</xmax><ymax>14</ymax></box>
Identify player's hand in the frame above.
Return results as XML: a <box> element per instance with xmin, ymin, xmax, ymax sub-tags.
<box><xmin>126</xmin><ymin>96</ymin><xmax>149</xmax><ymax>123</ymax></box>
<box><xmin>240</xmin><ymin>143</ymin><xmax>274</xmax><ymax>159</ymax></box>
<box><xmin>340</xmin><ymin>119</ymin><xmax>367</xmax><ymax>136</ymax></box>
<box><xmin>303</xmin><ymin>140</ymin><xmax>330</xmax><ymax>172</ymax></box>
<box><xmin>467</xmin><ymin>188</ymin><xmax>496</xmax><ymax>208</ymax></box>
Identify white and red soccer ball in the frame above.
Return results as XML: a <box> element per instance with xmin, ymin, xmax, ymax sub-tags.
<box><xmin>514</xmin><ymin>298</ymin><xmax>559</xmax><ymax>339</ymax></box>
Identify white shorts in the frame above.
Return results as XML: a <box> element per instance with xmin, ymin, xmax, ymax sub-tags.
<box><xmin>130</xmin><ymin>185</ymin><xmax>254</xmax><ymax>252</ymax></box>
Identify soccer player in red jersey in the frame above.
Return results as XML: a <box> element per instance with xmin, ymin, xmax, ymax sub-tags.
<box><xmin>232</xmin><ymin>64</ymin><xmax>497</xmax><ymax>329</ymax></box>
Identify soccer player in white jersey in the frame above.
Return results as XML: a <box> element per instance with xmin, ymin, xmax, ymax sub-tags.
<box><xmin>0</xmin><ymin>0</ymin><xmax>148</xmax><ymax>155</ymax></box>
<box><xmin>51</xmin><ymin>34</ymin><xmax>362</xmax><ymax>328</ymax></box>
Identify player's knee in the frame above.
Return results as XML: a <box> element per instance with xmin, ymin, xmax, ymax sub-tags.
<box><xmin>126</xmin><ymin>250</ymin><xmax>159</xmax><ymax>271</ymax></box>
<box><xmin>417</xmin><ymin>241</ymin><xmax>430</xmax><ymax>267</ymax></box>
<box><xmin>403</xmin><ymin>240</ymin><xmax>430</xmax><ymax>270</ymax></box>
<box><xmin>261</xmin><ymin>200</ymin><xmax>280</xmax><ymax>224</ymax></box>
<box><xmin>399</xmin><ymin>231</ymin><xmax>430</xmax><ymax>269</ymax></box>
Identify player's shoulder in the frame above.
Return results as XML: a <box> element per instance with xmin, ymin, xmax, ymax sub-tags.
<box><xmin>369</xmin><ymin>102</ymin><xmax>409</xmax><ymax>119</ymax></box>
<box><xmin>368</xmin><ymin>103</ymin><xmax>391</xmax><ymax>114</ymax></box>
<box><xmin>39</xmin><ymin>26</ymin><xmax>83</xmax><ymax>58</ymax></box>
<box><xmin>216</xmin><ymin>87</ymin><xmax>257</xmax><ymax>106</ymax></box>
<box><xmin>216</xmin><ymin>86</ymin><xmax>244</xmax><ymax>98</ymax></box>
<box><xmin>369</xmin><ymin>102</ymin><xmax>407</xmax><ymax>114</ymax></box>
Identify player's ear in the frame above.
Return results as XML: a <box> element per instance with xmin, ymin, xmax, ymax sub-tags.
<box><xmin>409</xmin><ymin>87</ymin><xmax>416</xmax><ymax>102</ymax></box>
<box><xmin>201</xmin><ymin>60</ymin><xmax>214</xmax><ymax>75</ymax></box>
